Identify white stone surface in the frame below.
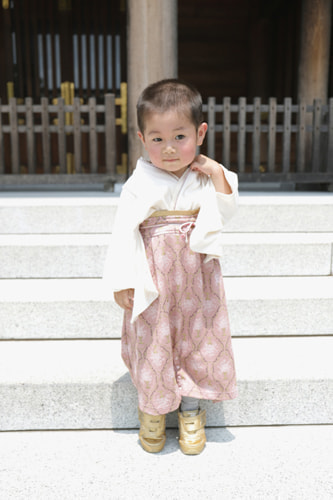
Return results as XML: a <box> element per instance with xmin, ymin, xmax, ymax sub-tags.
<box><xmin>220</xmin><ymin>232</ymin><xmax>333</xmax><ymax>276</ymax></box>
<box><xmin>0</xmin><ymin>337</ymin><xmax>332</xmax><ymax>430</ymax></box>
<box><xmin>0</xmin><ymin>192</ymin><xmax>118</xmax><ymax>234</ymax></box>
<box><xmin>0</xmin><ymin>426</ymin><xmax>332</xmax><ymax>500</ymax></box>
<box><xmin>227</xmin><ymin>192</ymin><xmax>333</xmax><ymax>233</ymax></box>
<box><xmin>1</xmin><ymin>277</ymin><xmax>332</xmax><ymax>339</ymax></box>
<box><xmin>0</xmin><ymin>234</ymin><xmax>108</xmax><ymax>278</ymax></box>
<box><xmin>0</xmin><ymin>232</ymin><xmax>332</xmax><ymax>278</ymax></box>
<box><xmin>226</xmin><ymin>276</ymin><xmax>333</xmax><ymax>336</ymax></box>
<box><xmin>1</xmin><ymin>192</ymin><xmax>333</xmax><ymax>234</ymax></box>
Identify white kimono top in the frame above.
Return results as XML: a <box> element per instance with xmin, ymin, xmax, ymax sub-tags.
<box><xmin>103</xmin><ymin>157</ymin><xmax>239</xmax><ymax>322</ymax></box>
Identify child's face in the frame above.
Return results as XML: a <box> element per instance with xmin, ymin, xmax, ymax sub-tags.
<box><xmin>138</xmin><ymin>109</ymin><xmax>207</xmax><ymax>178</ymax></box>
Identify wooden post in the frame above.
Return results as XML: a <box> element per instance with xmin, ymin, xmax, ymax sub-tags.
<box><xmin>298</xmin><ymin>0</ymin><xmax>332</xmax><ymax>104</ymax></box>
<box><xmin>127</xmin><ymin>0</ymin><xmax>178</xmax><ymax>172</ymax></box>
<box><xmin>298</xmin><ymin>0</ymin><xmax>332</xmax><ymax>167</ymax></box>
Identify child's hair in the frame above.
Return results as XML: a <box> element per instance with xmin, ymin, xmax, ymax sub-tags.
<box><xmin>137</xmin><ymin>79</ymin><xmax>203</xmax><ymax>134</ymax></box>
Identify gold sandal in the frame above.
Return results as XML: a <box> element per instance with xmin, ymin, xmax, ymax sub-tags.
<box><xmin>178</xmin><ymin>409</ymin><xmax>206</xmax><ymax>455</ymax></box>
<box><xmin>138</xmin><ymin>409</ymin><xmax>166</xmax><ymax>453</ymax></box>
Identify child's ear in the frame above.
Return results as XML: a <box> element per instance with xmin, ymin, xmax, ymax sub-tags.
<box><xmin>137</xmin><ymin>130</ymin><xmax>146</xmax><ymax>146</ymax></box>
<box><xmin>197</xmin><ymin>122</ymin><xmax>208</xmax><ymax>146</ymax></box>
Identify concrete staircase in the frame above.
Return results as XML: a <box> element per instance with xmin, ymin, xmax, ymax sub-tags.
<box><xmin>0</xmin><ymin>191</ymin><xmax>333</xmax><ymax>499</ymax></box>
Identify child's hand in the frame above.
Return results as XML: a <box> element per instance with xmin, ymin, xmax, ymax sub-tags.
<box><xmin>190</xmin><ymin>154</ymin><xmax>221</xmax><ymax>177</ymax></box>
<box><xmin>190</xmin><ymin>154</ymin><xmax>232</xmax><ymax>194</ymax></box>
<box><xmin>114</xmin><ymin>288</ymin><xmax>134</xmax><ymax>310</ymax></box>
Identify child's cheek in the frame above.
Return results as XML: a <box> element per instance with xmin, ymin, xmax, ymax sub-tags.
<box><xmin>182</xmin><ymin>141</ymin><xmax>197</xmax><ymax>159</ymax></box>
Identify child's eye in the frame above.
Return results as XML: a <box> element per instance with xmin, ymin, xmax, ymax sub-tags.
<box><xmin>175</xmin><ymin>134</ymin><xmax>185</xmax><ymax>140</ymax></box>
<box><xmin>152</xmin><ymin>137</ymin><xmax>162</xmax><ymax>143</ymax></box>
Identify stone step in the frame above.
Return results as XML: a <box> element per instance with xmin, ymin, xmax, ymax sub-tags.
<box><xmin>0</xmin><ymin>232</ymin><xmax>332</xmax><ymax>278</ymax></box>
<box><xmin>0</xmin><ymin>192</ymin><xmax>118</xmax><ymax>235</ymax></box>
<box><xmin>1</xmin><ymin>426</ymin><xmax>332</xmax><ymax>499</ymax></box>
<box><xmin>0</xmin><ymin>192</ymin><xmax>332</xmax><ymax>234</ymax></box>
<box><xmin>1</xmin><ymin>276</ymin><xmax>332</xmax><ymax>339</ymax></box>
<box><xmin>0</xmin><ymin>337</ymin><xmax>332</xmax><ymax>431</ymax></box>
<box><xmin>228</xmin><ymin>192</ymin><xmax>333</xmax><ymax>233</ymax></box>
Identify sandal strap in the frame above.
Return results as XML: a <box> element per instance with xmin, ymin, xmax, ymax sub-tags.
<box><xmin>138</xmin><ymin>409</ymin><xmax>166</xmax><ymax>435</ymax></box>
<box><xmin>179</xmin><ymin>409</ymin><xmax>206</xmax><ymax>432</ymax></box>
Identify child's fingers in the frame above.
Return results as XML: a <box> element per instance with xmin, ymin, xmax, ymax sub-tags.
<box><xmin>126</xmin><ymin>290</ymin><xmax>134</xmax><ymax>309</ymax></box>
<box><xmin>114</xmin><ymin>289</ymin><xmax>134</xmax><ymax>310</ymax></box>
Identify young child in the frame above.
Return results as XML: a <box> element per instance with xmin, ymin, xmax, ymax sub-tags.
<box><xmin>104</xmin><ymin>79</ymin><xmax>238</xmax><ymax>455</ymax></box>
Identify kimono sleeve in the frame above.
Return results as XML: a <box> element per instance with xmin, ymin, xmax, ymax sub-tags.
<box><xmin>103</xmin><ymin>187</ymin><xmax>139</xmax><ymax>292</ymax></box>
<box><xmin>215</xmin><ymin>165</ymin><xmax>239</xmax><ymax>226</ymax></box>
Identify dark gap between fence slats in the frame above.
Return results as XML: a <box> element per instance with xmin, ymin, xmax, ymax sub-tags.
<box><xmin>268</xmin><ymin>98</ymin><xmax>276</xmax><ymax>173</ymax></box>
<box><xmin>57</xmin><ymin>98</ymin><xmax>66</xmax><ymax>174</ymax></box>
<box><xmin>296</xmin><ymin>100</ymin><xmax>306</xmax><ymax>173</ymax></box>
<box><xmin>311</xmin><ymin>99</ymin><xmax>322</xmax><ymax>173</ymax></box>
<box><xmin>0</xmin><ymin>98</ymin><xmax>4</xmax><ymax>174</ymax></box>
<box><xmin>223</xmin><ymin>97</ymin><xmax>231</xmax><ymax>167</ymax></box>
<box><xmin>105</xmin><ymin>94</ymin><xmax>116</xmax><ymax>175</ymax></box>
<box><xmin>252</xmin><ymin>97</ymin><xmax>261</xmax><ymax>172</ymax></box>
<box><xmin>89</xmin><ymin>97</ymin><xmax>98</xmax><ymax>174</ymax></box>
<box><xmin>41</xmin><ymin>97</ymin><xmax>51</xmax><ymax>174</ymax></box>
<box><xmin>328</xmin><ymin>100</ymin><xmax>333</xmax><ymax>173</ymax></box>
<box><xmin>73</xmin><ymin>98</ymin><xmax>82</xmax><ymax>174</ymax></box>
<box><xmin>9</xmin><ymin>98</ymin><xmax>19</xmax><ymax>174</ymax></box>
<box><xmin>237</xmin><ymin>97</ymin><xmax>246</xmax><ymax>173</ymax></box>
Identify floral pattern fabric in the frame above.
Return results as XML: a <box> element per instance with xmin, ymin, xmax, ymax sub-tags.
<box><xmin>121</xmin><ymin>214</ymin><xmax>237</xmax><ymax>416</ymax></box>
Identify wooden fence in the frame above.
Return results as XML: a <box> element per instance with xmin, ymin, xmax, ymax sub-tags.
<box><xmin>203</xmin><ymin>97</ymin><xmax>333</xmax><ymax>184</ymax></box>
<box><xmin>0</xmin><ymin>95</ymin><xmax>333</xmax><ymax>188</ymax></box>
<box><xmin>0</xmin><ymin>94</ymin><xmax>120</xmax><ymax>187</ymax></box>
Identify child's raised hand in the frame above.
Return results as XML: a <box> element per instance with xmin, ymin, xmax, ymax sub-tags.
<box><xmin>114</xmin><ymin>288</ymin><xmax>134</xmax><ymax>310</ymax></box>
<box><xmin>190</xmin><ymin>154</ymin><xmax>232</xmax><ymax>194</ymax></box>
<box><xmin>190</xmin><ymin>154</ymin><xmax>221</xmax><ymax>177</ymax></box>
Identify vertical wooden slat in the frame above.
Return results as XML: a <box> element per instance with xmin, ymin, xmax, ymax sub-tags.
<box><xmin>49</xmin><ymin>1</ymin><xmax>57</xmax><ymax>98</ymax></box>
<box><xmin>1</xmin><ymin>1</ymin><xmax>14</xmax><ymax>98</ymax></box>
<box><xmin>296</xmin><ymin>100</ymin><xmax>306</xmax><ymax>172</ymax></box>
<box><xmin>59</xmin><ymin>0</ymin><xmax>74</xmax><ymax>84</ymax></box>
<box><xmin>89</xmin><ymin>97</ymin><xmax>98</xmax><ymax>173</ymax></box>
<box><xmin>25</xmin><ymin>97</ymin><xmax>35</xmax><ymax>174</ymax></box>
<box><xmin>24</xmin><ymin>1</ymin><xmax>33</xmax><ymax>97</ymax></box>
<box><xmin>93</xmin><ymin>7</ymin><xmax>99</xmax><ymax>97</ymax></box>
<box><xmin>327</xmin><ymin>98</ymin><xmax>333</xmax><ymax>173</ymax></box>
<box><xmin>73</xmin><ymin>97</ymin><xmax>82</xmax><ymax>173</ymax></box>
<box><xmin>252</xmin><ymin>97</ymin><xmax>261</xmax><ymax>172</ymax></box>
<box><xmin>57</xmin><ymin>97</ymin><xmax>66</xmax><ymax>174</ymax></box>
<box><xmin>13</xmin><ymin>2</ymin><xmax>24</xmax><ymax>98</ymax></box>
<box><xmin>105</xmin><ymin>93</ymin><xmax>116</xmax><ymax>175</ymax></box>
<box><xmin>32</xmin><ymin>0</ymin><xmax>41</xmax><ymax>99</ymax></box>
<box><xmin>207</xmin><ymin>97</ymin><xmax>215</xmax><ymax>159</ymax></box>
<box><xmin>311</xmin><ymin>99</ymin><xmax>321</xmax><ymax>172</ymax></box>
<box><xmin>76</xmin><ymin>0</ymin><xmax>83</xmax><ymax>96</ymax></box>
<box><xmin>84</xmin><ymin>1</ymin><xmax>91</xmax><ymax>96</ymax></box>
<box><xmin>282</xmin><ymin>97</ymin><xmax>292</xmax><ymax>173</ymax></box>
<box><xmin>102</xmin><ymin>0</ymin><xmax>108</xmax><ymax>93</ymax></box>
<box><xmin>223</xmin><ymin>97</ymin><xmax>231</xmax><ymax>167</ymax></box>
<box><xmin>268</xmin><ymin>97</ymin><xmax>276</xmax><ymax>172</ymax></box>
<box><xmin>237</xmin><ymin>97</ymin><xmax>246</xmax><ymax>173</ymax></box>
<box><xmin>41</xmin><ymin>96</ymin><xmax>51</xmax><ymax>173</ymax></box>
<box><xmin>9</xmin><ymin>98</ymin><xmax>20</xmax><ymax>174</ymax></box>
<box><xmin>111</xmin><ymin>0</ymin><xmax>117</xmax><ymax>92</ymax></box>
<box><xmin>0</xmin><ymin>99</ymin><xmax>4</xmax><ymax>174</ymax></box>
<box><xmin>41</xmin><ymin>0</ymin><xmax>48</xmax><ymax>97</ymax></box>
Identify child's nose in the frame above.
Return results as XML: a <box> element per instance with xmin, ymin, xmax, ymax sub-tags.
<box><xmin>163</xmin><ymin>142</ymin><xmax>176</xmax><ymax>153</ymax></box>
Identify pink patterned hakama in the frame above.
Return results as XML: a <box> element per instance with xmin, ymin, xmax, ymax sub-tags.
<box><xmin>121</xmin><ymin>213</ymin><xmax>237</xmax><ymax>415</ymax></box>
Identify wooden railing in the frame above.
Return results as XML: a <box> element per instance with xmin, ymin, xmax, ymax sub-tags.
<box><xmin>1</xmin><ymin>95</ymin><xmax>332</xmax><ymax>188</ymax></box>
<box><xmin>203</xmin><ymin>97</ymin><xmax>333</xmax><ymax>185</ymax></box>
<box><xmin>0</xmin><ymin>94</ymin><xmax>122</xmax><ymax>188</ymax></box>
